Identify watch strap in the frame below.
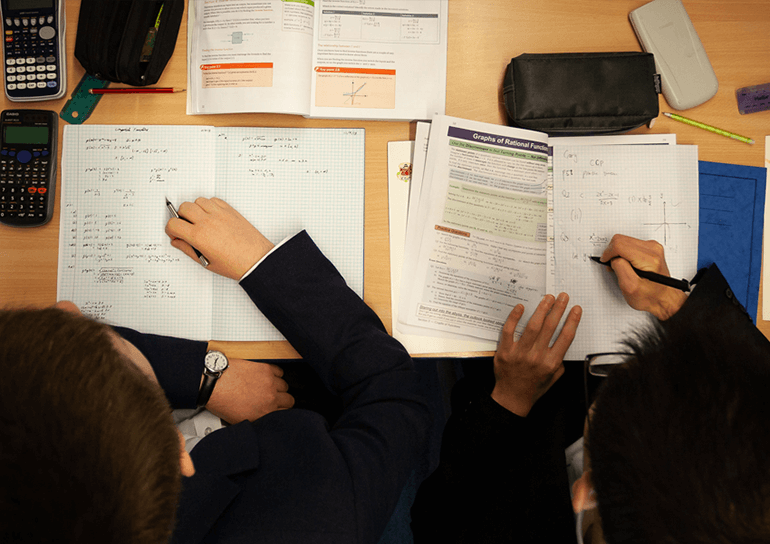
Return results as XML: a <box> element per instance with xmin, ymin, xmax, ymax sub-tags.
<box><xmin>196</xmin><ymin>372</ymin><xmax>218</xmax><ymax>407</ymax></box>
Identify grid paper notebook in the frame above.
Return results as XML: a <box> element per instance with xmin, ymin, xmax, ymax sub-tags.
<box><xmin>58</xmin><ymin>125</ymin><xmax>365</xmax><ymax>342</ymax></box>
<box><xmin>552</xmin><ymin>145</ymin><xmax>699</xmax><ymax>359</ymax></box>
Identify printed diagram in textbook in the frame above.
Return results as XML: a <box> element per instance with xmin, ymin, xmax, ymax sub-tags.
<box><xmin>344</xmin><ymin>82</ymin><xmax>367</xmax><ymax>105</ymax></box>
<box><xmin>314</xmin><ymin>68</ymin><xmax>395</xmax><ymax>109</ymax></box>
<box><xmin>312</xmin><ymin>4</ymin><xmax>441</xmax><ymax>109</ymax></box>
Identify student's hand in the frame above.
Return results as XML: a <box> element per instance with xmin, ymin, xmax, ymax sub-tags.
<box><xmin>165</xmin><ymin>197</ymin><xmax>275</xmax><ymax>280</ymax></box>
<box><xmin>206</xmin><ymin>359</ymin><xmax>295</xmax><ymax>424</ymax></box>
<box><xmin>600</xmin><ymin>234</ymin><xmax>688</xmax><ymax>320</ymax></box>
<box><xmin>491</xmin><ymin>293</ymin><xmax>582</xmax><ymax>417</ymax></box>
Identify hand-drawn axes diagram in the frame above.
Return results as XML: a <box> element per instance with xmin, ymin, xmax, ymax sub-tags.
<box><xmin>561</xmin><ymin>193</ymin><xmax>691</xmax><ymax>251</ymax></box>
<box><xmin>642</xmin><ymin>200</ymin><xmax>690</xmax><ymax>245</ymax></box>
<box><xmin>556</xmin><ymin>150</ymin><xmax>694</xmax><ymax>264</ymax></box>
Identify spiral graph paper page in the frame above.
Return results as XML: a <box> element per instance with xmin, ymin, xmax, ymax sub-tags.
<box><xmin>552</xmin><ymin>144</ymin><xmax>699</xmax><ymax>359</ymax></box>
<box><xmin>211</xmin><ymin>127</ymin><xmax>364</xmax><ymax>341</ymax></box>
<box><xmin>58</xmin><ymin>125</ymin><xmax>364</xmax><ymax>342</ymax></box>
<box><xmin>58</xmin><ymin>125</ymin><xmax>216</xmax><ymax>339</ymax></box>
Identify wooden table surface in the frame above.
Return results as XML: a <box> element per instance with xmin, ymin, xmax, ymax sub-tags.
<box><xmin>1</xmin><ymin>0</ymin><xmax>769</xmax><ymax>358</ymax></box>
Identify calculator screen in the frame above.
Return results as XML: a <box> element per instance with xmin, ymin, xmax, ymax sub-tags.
<box><xmin>4</xmin><ymin>126</ymin><xmax>49</xmax><ymax>145</ymax></box>
<box><xmin>6</xmin><ymin>0</ymin><xmax>54</xmax><ymax>10</ymax></box>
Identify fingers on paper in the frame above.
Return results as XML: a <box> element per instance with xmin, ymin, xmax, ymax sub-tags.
<box><xmin>192</xmin><ymin>196</ymin><xmax>218</xmax><ymax>213</ymax></box>
<box><xmin>499</xmin><ymin>304</ymin><xmax>525</xmax><ymax>344</ymax></box>
<box><xmin>169</xmin><ymin>236</ymin><xmax>199</xmax><ymax>263</ymax></box>
<box><xmin>514</xmin><ymin>293</ymin><xmax>581</xmax><ymax>361</ymax></box>
<box><xmin>609</xmin><ymin>257</ymin><xmax>644</xmax><ymax>295</ymax></box>
<box><xmin>518</xmin><ymin>294</ymin><xmax>556</xmax><ymax>349</ymax></box>
<box><xmin>191</xmin><ymin>196</ymin><xmax>234</xmax><ymax>216</ymax></box>
<box><xmin>540</xmin><ymin>293</ymin><xmax>571</xmax><ymax>346</ymax></box>
<box><xmin>601</xmin><ymin>234</ymin><xmax>668</xmax><ymax>274</ymax></box>
<box><xmin>601</xmin><ymin>233</ymin><xmax>642</xmax><ymax>262</ymax></box>
<box><xmin>165</xmin><ymin>215</ymin><xmax>193</xmax><ymax>240</ymax></box>
<box><xmin>533</xmin><ymin>293</ymin><xmax>579</xmax><ymax>355</ymax></box>
<box><xmin>550</xmin><ymin>304</ymin><xmax>582</xmax><ymax>358</ymax></box>
<box><xmin>166</xmin><ymin>199</ymin><xmax>213</xmax><ymax>258</ymax></box>
<box><xmin>178</xmin><ymin>199</ymin><xmax>207</xmax><ymax>222</ymax></box>
<box><xmin>165</xmin><ymin>217</ymin><xmax>197</xmax><ymax>257</ymax></box>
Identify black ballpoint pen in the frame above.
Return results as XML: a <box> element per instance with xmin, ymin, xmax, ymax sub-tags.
<box><xmin>590</xmin><ymin>256</ymin><xmax>690</xmax><ymax>293</ymax></box>
<box><xmin>165</xmin><ymin>198</ymin><xmax>210</xmax><ymax>267</ymax></box>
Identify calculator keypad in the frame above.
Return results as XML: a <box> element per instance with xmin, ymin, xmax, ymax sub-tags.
<box><xmin>0</xmin><ymin>151</ymin><xmax>52</xmax><ymax>225</ymax></box>
<box><xmin>3</xmin><ymin>15</ymin><xmax>59</xmax><ymax>97</ymax></box>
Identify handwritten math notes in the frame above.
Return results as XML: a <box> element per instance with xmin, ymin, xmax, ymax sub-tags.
<box><xmin>552</xmin><ymin>144</ymin><xmax>699</xmax><ymax>358</ymax></box>
<box><xmin>58</xmin><ymin>125</ymin><xmax>364</xmax><ymax>341</ymax></box>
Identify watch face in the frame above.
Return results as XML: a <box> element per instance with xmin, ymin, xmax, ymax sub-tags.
<box><xmin>204</xmin><ymin>351</ymin><xmax>228</xmax><ymax>372</ymax></box>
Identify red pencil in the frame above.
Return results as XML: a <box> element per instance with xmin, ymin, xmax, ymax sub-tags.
<box><xmin>88</xmin><ymin>88</ymin><xmax>185</xmax><ymax>94</ymax></box>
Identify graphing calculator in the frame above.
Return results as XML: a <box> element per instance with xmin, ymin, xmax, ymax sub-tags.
<box><xmin>0</xmin><ymin>109</ymin><xmax>57</xmax><ymax>227</ymax></box>
<box><xmin>1</xmin><ymin>0</ymin><xmax>66</xmax><ymax>102</ymax></box>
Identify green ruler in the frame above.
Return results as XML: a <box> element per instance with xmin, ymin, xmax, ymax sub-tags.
<box><xmin>59</xmin><ymin>74</ymin><xmax>110</xmax><ymax>124</ymax></box>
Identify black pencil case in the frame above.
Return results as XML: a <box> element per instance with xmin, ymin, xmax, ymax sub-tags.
<box><xmin>74</xmin><ymin>0</ymin><xmax>184</xmax><ymax>86</ymax></box>
<box><xmin>503</xmin><ymin>52</ymin><xmax>661</xmax><ymax>136</ymax></box>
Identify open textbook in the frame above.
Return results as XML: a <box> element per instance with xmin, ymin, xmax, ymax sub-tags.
<box><xmin>397</xmin><ymin>115</ymin><xmax>698</xmax><ymax>358</ymax></box>
<box><xmin>58</xmin><ymin>125</ymin><xmax>364</xmax><ymax>342</ymax></box>
<box><xmin>187</xmin><ymin>0</ymin><xmax>448</xmax><ymax>120</ymax></box>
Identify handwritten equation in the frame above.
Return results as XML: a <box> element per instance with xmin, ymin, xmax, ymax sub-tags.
<box><xmin>59</xmin><ymin>125</ymin><xmax>216</xmax><ymax>337</ymax></box>
<box><xmin>553</xmin><ymin>146</ymin><xmax>696</xmax><ymax>260</ymax></box>
<box><xmin>59</xmin><ymin>124</ymin><xmax>365</xmax><ymax>341</ymax></box>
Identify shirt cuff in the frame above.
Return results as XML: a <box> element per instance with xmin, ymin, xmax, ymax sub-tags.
<box><xmin>238</xmin><ymin>234</ymin><xmax>296</xmax><ymax>282</ymax></box>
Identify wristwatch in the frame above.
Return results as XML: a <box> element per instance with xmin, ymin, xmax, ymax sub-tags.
<box><xmin>196</xmin><ymin>350</ymin><xmax>229</xmax><ymax>408</ymax></box>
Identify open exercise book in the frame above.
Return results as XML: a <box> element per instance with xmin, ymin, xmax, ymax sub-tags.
<box><xmin>397</xmin><ymin>115</ymin><xmax>698</xmax><ymax>359</ymax></box>
<box><xmin>57</xmin><ymin>125</ymin><xmax>364</xmax><ymax>342</ymax></box>
<box><xmin>187</xmin><ymin>0</ymin><xmax>448</xmax><ymax>120</ymax></box>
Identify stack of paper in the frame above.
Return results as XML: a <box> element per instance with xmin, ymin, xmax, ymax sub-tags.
<box><xmin>391</xmin><ymin>115</ymin><xmax>700</xmax><ymax>359</ymax></box>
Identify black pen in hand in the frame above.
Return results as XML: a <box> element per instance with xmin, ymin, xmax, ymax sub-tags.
<box><xmin>165</xmin><ymin>198</ymin><xmax>210</xmax><ymax>267</ymax></box>
<box><xmin>590</xmin><ymin>256</ymin><xmax>690</xmax><ymax>293</ymax></box>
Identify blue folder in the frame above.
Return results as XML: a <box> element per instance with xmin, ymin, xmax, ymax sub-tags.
<box><xmin>698</xmin><ymin>160</ymin><xmax>767</xmax><ymax>322</ymax></box>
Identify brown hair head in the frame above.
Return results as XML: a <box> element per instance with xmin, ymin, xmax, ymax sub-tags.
<box><xmin>0</xmin><ymin>307</ymin><xmax>181</xmax><ymax>544</ymax></box>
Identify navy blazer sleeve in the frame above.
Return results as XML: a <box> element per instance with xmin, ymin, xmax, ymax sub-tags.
<box><xmin>111</xmin><ymin>326</ymin><xmax>207</xmax><ymax>409</ymax></box>
<box><xmin>109</xmin><ymin>231</ymin><xmax>430</xmax><ymax>544</ymax></box>
<box><xmin>236</xmin><ymin>230</ymin><xmax>431</xmax><ymax>544</ymax></box>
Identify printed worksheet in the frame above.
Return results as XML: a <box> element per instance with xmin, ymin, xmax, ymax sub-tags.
<box><xmin>397</xmin><ymin>115</ymin><xmax>697</xmax><ymax>353</ymax></box>
<box><xmin>398</xmin><ymin>115</ymin><xmax>551</xmax><ymax>341</ymax></box>
<box><xmin>389</xmin><ymin>127</ymin><xmax>499</xmax><ymax>354</ymax></box>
